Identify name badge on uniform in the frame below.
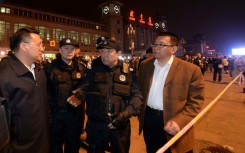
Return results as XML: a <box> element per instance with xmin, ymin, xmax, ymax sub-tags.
<box><xmin>119</xmin><ymin>74</ymin><xmax>126</xmax><ymax>82</ymax></box>
<box><xmin>76</xmin><ymin>72</ymin><xmax>82</xmax><ymax>79</ymax></box>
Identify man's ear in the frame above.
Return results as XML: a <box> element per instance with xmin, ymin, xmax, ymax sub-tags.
<box><xmin>20</xmin><ymin>42</ymin><xmax>29</xmax><ymax>52</ymax></box>
<box><xmin>172</xmin><ymin>46</ymin><xmax>178</xmax><ymax>53</ymax></box>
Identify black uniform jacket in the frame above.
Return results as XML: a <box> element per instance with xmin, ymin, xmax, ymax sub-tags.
<box><xmin>79</xmin><ymin>57</ymin><xmax>143</xmax><ymax>122</ymax></box>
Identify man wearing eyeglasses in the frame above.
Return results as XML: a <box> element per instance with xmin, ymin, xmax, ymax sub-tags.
<box><xmin>138</xmin><ymin>32</ymin><xmax>204</xmax><ymax>153</ymax></box>
<box><xmin>0</xmin><ymin>27</ymin><xmax>50</xmax><ymax>153</ymax></box>
<box><xmin>68</xmin><ymin>37</ymin><xmax>143</xmax><ymax>153</ymax></box>
<box><xmin>44</xmin><ymin>38</ymin><xmax>86</xmax><ymax>153</ymax></box>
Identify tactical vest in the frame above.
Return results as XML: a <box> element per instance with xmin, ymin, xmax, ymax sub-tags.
<box><xmin>86</xmin><ymin>63</ymin><xmax>132</xmax><ymax>122</ymax></box>
<box><xmin>49</xmin><ymin>59</ymin><xmax>85</xmax><ymax>109</ymax></box>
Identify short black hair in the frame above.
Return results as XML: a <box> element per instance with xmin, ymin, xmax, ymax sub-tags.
<box><xmin>157</xmin><ymin>31</ymin><xmax>179</xmax><ymax>46</ymax></box>
<box><xmin>10</xmin><ymin>27</ymin><xmax>40</xmax><ymax>51</ymax></box>
<box><xmin>146</xmin><ymin>47</ymin><xmax>152</xmax><ymax>54</ymax></box>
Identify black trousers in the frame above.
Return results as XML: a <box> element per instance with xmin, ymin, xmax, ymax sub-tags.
<box><xmin>213</xmin><ymin>68</ymin><xmax>222</xmax><ymax>81</ymax></box>
<box><xmin>86</xmin><ymin>119</ymin><xmax>130</xmax><ymax>153</ymax></box>
<box><xmin>143</xmin><ymin>106</ymin><xmax>171</xmax><ymax>153</ymax></box>
<box><xmin>50</xmin><ymin>110</ymin><xmax>83</xmax><ymax>153</ymax></box>
<box><xmin>143</xmin><ymin>106</ymin><xmax>193</xmax><ymax>153</ymax></box>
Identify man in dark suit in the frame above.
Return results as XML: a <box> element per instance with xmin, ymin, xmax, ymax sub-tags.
<box><xmin>0</xmin><ymin>27</ymin><xmax>50</xmax><ymax>153</ymax></box>
<box><xmin>138</xmin><ymin>32</ymin><xmax>204</xmax><ymax>153</ymax></box>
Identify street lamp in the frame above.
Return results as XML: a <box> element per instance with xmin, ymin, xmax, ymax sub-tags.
<box><xmin>127</xmin><ymin>24</ymin><xmax>135</xmax><ymax>55</ymax></box>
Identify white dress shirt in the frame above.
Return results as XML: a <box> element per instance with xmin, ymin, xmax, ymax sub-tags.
<box><xmin>147</xmin><ymin>56</ymin><xmax>174</xmax><ymax>110</ymax></box>
<box><xmin>24</xmin><ymin>63</ymin><xmax>36</xmax><ymax>80</ymax></box>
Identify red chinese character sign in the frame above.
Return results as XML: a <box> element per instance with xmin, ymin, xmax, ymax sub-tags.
<box><xmin>139</xmin><ymin>14</ymin><xmax>145</xmax><ymax>24</ymax></box>
<box><xmin>147</xmin><ymin>17</ymin><xmax>153</xmax><ymax>26</ymax></box>
<box><xmin>129</xmin><ymin>10</ymin><xmax>136</xmax><ymax>21</ymax></box>
<box><xmin>128</xmin><ymin>10</ymin><xmax>153</xmax><ymax>27</ymax></box>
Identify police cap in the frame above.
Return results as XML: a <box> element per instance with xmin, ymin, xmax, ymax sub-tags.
<box><xmin>59</xmin><ymin>38</ymin><xmax>77</xmax><ymax>48</ymax></box>
<box><xmin>96</xmin><ymin>37</ymin><xmax>121</xmax><ymax>51</ymax></box>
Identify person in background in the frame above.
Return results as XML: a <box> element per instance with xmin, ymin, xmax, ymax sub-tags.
<box><xmin>207</xmin><ymin>56</ymin><xmax>213</xmax><ymax>72</ymax></box>
<box><xmin>0</xmin><ymin>27</ymin><xmax>50</xmax><ymax>153</ymax></box>
<box><xmin>212</xmin><ymin>53</ymin><xmax>223</xmax><ymax>82</ymax></box>
<box><xmin>182</xmin><ymin>53</ymin><xmax>192</xmax><ymax>63</ymax></box>
<box><xmin>228</xmin><ymin>55</ymin><xmax>235</xmax><ymax>78</ymax></box>
<box><xmin>0</xmin><ymin>50</ymin><xmax>15</xmax><ymax>66</ymax></box>
<box><xmin>222</xmin><ymin>56</ymin><xmax>229</xmax><ymax>73</ymax></box>
<box><xmin>233</xmin><ymin>56</ymin><xmax>245</xmax><ymax>85</ymax></box>
<box><xmin>44</xmin><ymin>38</ymin><xmax>86</xmax><ymax>153</ymax></box>
<box><xmin>193</xmin><ymin>52</ymin><xmax>206</xmax><ymax>75</ymax></box>
<box><xmin>130</xmin><ymin>54</ymin><xmax>140</xmax><ymax>78</ymax></box>
<box><xmin>138</xmin><ymin>47</ymin><xmax>154</xmax><ymax>69</ymax></box>
<box><xmin>138</xmin><ymin>32</ymin><xmax>204</xmax><ymax>153</ymax></box>
<box><xmin>68</xmin><ymin>36</ymin><xmax>143</xmax><ymax>153</ymax></box>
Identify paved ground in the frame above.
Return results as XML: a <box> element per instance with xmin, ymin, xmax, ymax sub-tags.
<box><xmin>194</xmin><ymin>71</ymin><xmax>245</xmax><ymax>153</ymax></box>
<box><xmin>79</xmin><ymin>71</ymin><xmax>245</xmax><ymax>153</ymax></box>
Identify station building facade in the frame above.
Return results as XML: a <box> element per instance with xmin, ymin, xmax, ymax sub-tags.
<box><xmin>0</xmin><ymin>1</ymin><xmax>159</xmax><ymax>60</ymax></box>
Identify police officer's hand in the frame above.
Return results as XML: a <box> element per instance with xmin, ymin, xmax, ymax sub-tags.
<box><xmin>67</xmin><ymin>94</ymin><xmax>81</xmax><ymax>107</ymax></box>
<box><xmin>108</xmin><ymin>113</ymin><xmax>128</xmax><ymax>129</ymax></box>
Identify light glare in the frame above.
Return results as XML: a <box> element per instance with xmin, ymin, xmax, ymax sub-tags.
<box><xmin>232</xmin><ymin>48</ymin><xmax>245</xmax><ymax>55</ymax></box>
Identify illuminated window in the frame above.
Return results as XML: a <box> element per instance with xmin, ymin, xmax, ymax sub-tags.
<box><xmin>0</xmin><ymin>21</ymin><xmax>10</xmax><ymax>44</ymax></box>
<box><xmin>81</xmin><ymin>33</ymin><xmax>91</xmax><ymax>46</ymax></box>
<box><xmin>1</xmin><ymin>7</ymin><xmax>10</xmax><ymax>14</ymax></box>
<box><xmin>14</xmin><ymin>23</ymin><xmax>31</xmax><ymax>32</ymax></box>
<box><xmin>36</xmin><ymin>26</ymin><xmax>50</xmax><ymax>41</ymax></box>
<box><xmin>53</xmin><ymin>28</ymin><xmax>66</xmax><ymax>42</ymax></box>
<box><xmin>68</xmin><ymin>31</ymin><xmax>79</xmax><ymax>42</ymax></box>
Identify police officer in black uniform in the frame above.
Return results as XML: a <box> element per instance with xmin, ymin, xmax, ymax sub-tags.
<box><xmin>68</xmin><ymin>37</ymin><xmax>143</xmax><ymax>153</ymax></box>
<box><xmin>45</xmin><ymin>38</ymin><xmax>86</xmax><ymax>153</ymax></box>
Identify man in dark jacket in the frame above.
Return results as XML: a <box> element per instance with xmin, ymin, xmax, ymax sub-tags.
<box><xmin>68</xmin><ymin>37</ymin><xmax>143</xmax><ymax>153</ymax></box>
<box><xmin>0</xmin><ymin>27</ymin><xmax>50</xmax><ymax>153</ymax></box>
<box><xmin>213</xmin><ymin>53</ymin><xmax>223</xmax><ymax>82</ymax></box>
<box><xmin>193</xmin><ymin>53</ymin><xmax>206</xmax><ymax>75</ymax></box>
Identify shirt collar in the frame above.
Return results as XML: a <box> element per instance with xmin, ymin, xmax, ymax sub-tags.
<box><xmin>154</xmin><ymin>55</ymin><xmax>174</xmax><ymax>68</ymax></box>
<box><xmin>24</xmin><ymin>63</ymin><xmax>36</xmax><ymax>71</ymax></box>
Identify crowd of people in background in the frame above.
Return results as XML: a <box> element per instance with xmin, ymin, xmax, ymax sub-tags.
<box><xmin>129</xmin><ymin>51</ymin><xmax>245</xmax><ymax>85</ymax></box>
<box><xmin>181</xmin><ymin>52</ymin><xmax>245</xmax><ymax>84</ymax></box>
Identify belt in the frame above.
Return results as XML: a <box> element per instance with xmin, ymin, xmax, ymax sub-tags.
<box><xmin>146</xmin><ymin>106</ymin><xmax>163</xmax><ymax>116</ymax></box>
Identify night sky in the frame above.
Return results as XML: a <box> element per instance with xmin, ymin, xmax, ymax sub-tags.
<box><xmin>5</xmin><ymin>0</ymin><xmax>245</xmax><ymax>54</ymax></box>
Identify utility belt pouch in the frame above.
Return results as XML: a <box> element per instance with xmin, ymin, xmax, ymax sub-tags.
<box><xmin>110</xmin><ymin>96</ymin><xmax>126</xmax><ymax>115</ymax></box>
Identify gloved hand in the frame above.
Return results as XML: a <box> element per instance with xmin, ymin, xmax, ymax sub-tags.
<box><xmin>108</xmin><ymin>111</ymin><xmax>131</xmax><ymax>129</ymax></box>
<box><xmin>111</xmin><ymin>114</ymin><xmax>128</xmax><ymax>129</ymax></box>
